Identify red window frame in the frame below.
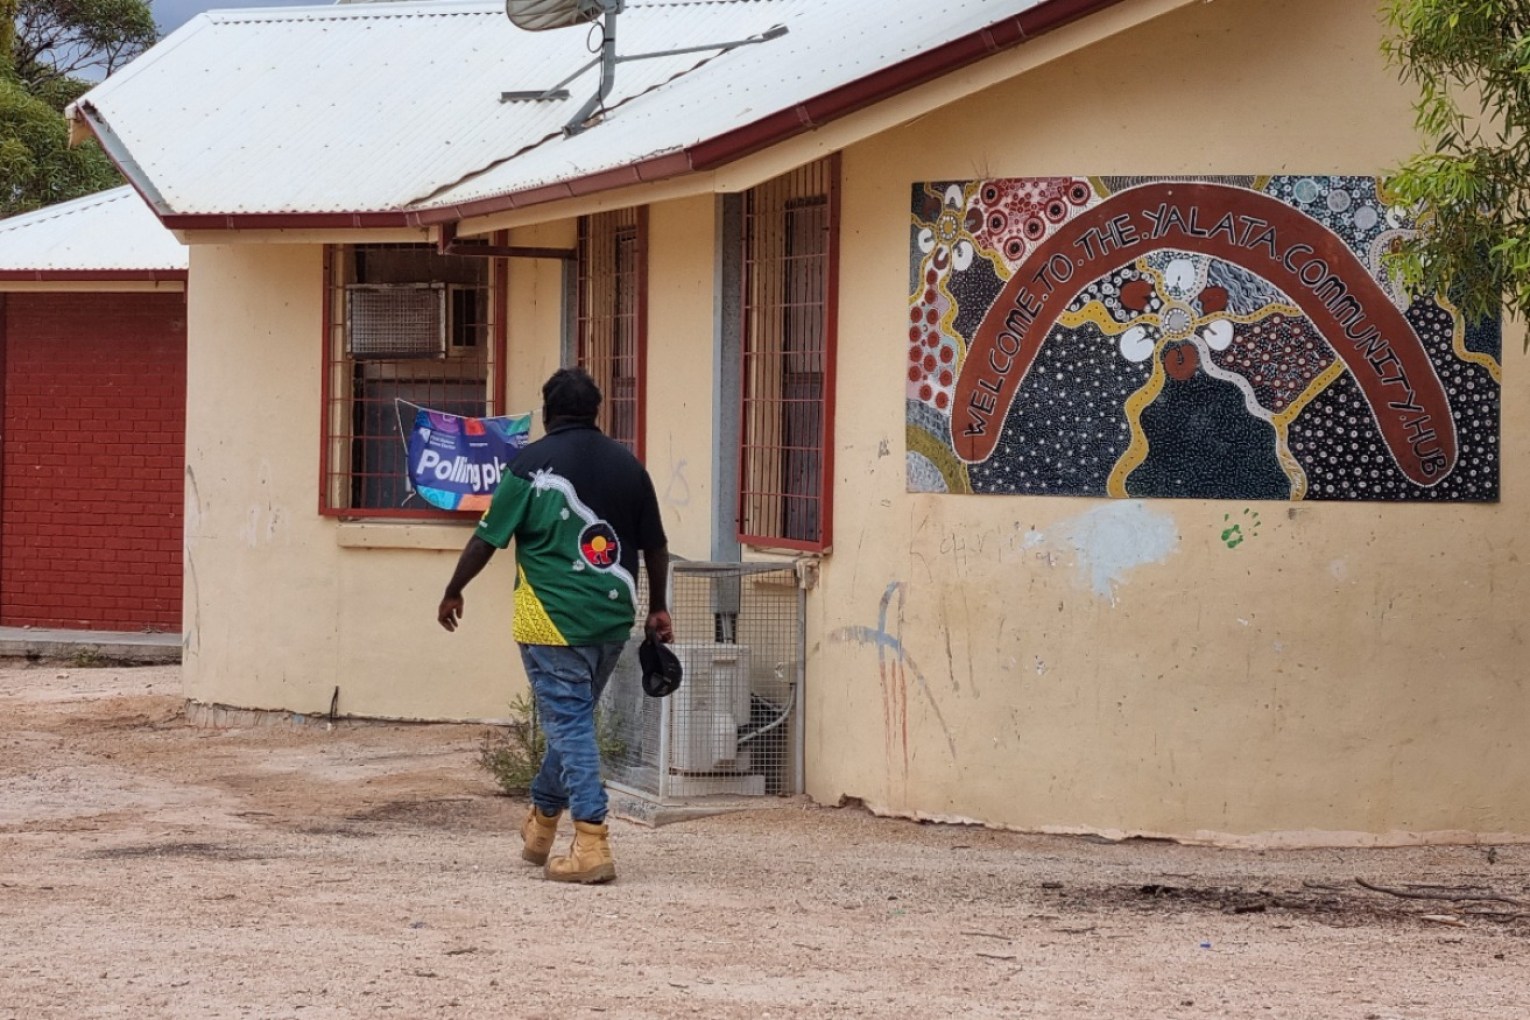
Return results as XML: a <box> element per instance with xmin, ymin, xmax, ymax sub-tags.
<box><xmin>576</xmin><ymin>207</ymin><xmax>648</xmax><ymax>459</ymax></box>
<box><xmin>318</xmin><ymin>239</ymin><xmax>508</xmax><ymax>519</ymax></box>
<box><xmin>737</xmin><ymin>155</ymin><xmax>840</xmax><ymax>553</ymax></box>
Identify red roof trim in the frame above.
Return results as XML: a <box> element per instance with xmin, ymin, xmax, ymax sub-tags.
<box><xmin>408</xmin><ymin>151</ymin><xmax>696</xmax><ymax>225</ymax></box>
<box><xmin>0</xmin><ymin>269</ymin><xmax>188</xmax><ymax>282</ymax></box>
<box><xmin>119</xmin><ymin>0</ymin><xmax>1133</xmax><ymax>231</ymax></box>
<box><xmin>685</xmin><ymin>0</ymin><xmax>1127</xmax><ymax>169</ymax></box>
<box><xmin>159</xmin><ymin>212</ymin><xmax>415</xmax><ymax>230</ymax></box>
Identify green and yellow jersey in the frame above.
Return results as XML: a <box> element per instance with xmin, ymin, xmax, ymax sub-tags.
<box><xmin>476</xmin><ymin>424</ymin><xmax>666</xmax><ymax>646</ymax></box>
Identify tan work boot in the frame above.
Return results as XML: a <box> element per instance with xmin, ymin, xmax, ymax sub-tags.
<box><xmin>520</xmin><ymin>805</ymin><xmax>563</xmax><ymax>865</ymax></box>
<box><xmin>544</xmin><ymin>820</ymin><xmax>616</xmax><ymax>884</ymax></box>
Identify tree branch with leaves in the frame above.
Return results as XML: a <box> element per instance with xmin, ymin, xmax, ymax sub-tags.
<box><xmin>0</xmin><ymin>0</ymin><xmax>154</xmax><ymax>216</ymax></box>
<box><xmin>1384</xmin><ymin>0</ymin><xmax>1530</xmax><ymax>328</ymax></box>
<box><xmin>13</xmin><ymin>0</ymin><xmax>154</xmax><ymax>91</ymax></box>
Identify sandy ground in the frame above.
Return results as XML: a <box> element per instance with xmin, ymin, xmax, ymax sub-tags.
<box><xmin>0</xmin><ymin>664</ymin><xmax>1526</xmax><ymax>1020</ymax></box>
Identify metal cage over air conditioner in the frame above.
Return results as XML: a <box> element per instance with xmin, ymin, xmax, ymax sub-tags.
<box><xmin>601</xmin><ymin>560</ymin><xmax>806</xmax><ymax>803</ymax></box>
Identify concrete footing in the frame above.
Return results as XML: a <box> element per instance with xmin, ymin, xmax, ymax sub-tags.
<box><xmin>609</xmin><ymin>789</ymin><xmax>807</xmax><ymax>827</ymax></box>
<box><xmin>0</xmin><ymin>626</ymin><xmax>181</xmax><ymax>665</ymax></box>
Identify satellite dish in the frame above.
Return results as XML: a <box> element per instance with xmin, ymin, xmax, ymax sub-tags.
<box><xmin>505</xmin><ymin>0</ymin><xmax>619</xmax><ymax>33</ymax></box>
<box><xmin>502</xmin><ymin>0</ymin><xmax>786</xmax><ymax>136</ymax></box>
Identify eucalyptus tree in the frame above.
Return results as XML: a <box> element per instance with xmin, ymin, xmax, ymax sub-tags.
<box><xmin>1384</xmin><ymin>0</ymin><xmax>1530</xmax><ymax>331</ymax></box>
<box><xmin>0</xmin><ymin>0</ymin><xmax>155</xmax><ymax>216</ymax></box>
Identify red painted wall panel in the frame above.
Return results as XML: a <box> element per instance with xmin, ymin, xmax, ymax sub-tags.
<box><xmin>2</xmin><ymin>293</ymin><xmax>186</xmax><ymax>631</ymax></box>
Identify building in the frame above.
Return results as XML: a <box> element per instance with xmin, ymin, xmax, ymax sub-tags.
<box><xmin>0</xmin><ymin>187</ymin><xmax>187</xmax><ymax>632</ymax></box>
<box><xmin>66</xmin><ymin>0</ymin><xmax>1529</xmax><ymax>844</ymax></box>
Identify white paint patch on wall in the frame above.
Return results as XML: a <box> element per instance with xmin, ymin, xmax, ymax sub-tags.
<box><xmin>1053</xmin><ymin>501</ymin><xmax>1180</xmax><ymax>604</ymax></box>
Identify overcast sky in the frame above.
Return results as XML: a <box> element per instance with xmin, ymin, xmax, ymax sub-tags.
<box><xmin>153</xmin><ymin>0</ymin><xmax>303</xmax><ymax>35</ymax></box>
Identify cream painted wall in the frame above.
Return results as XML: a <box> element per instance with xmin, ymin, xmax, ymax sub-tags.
<box><xmin>644</xmin><ymin>195</ymin><xmax>717</xmax><ymax>561</ymax></box>
<box><xmin>808</xmin><ymin>0</ymin><xmax>1530</xmax><ymax>842</ymax></box>
<box><xmin>505</xmin><ymin>220</ymin><xmax>575</xmax><ymax>418</ymax></box>
<box><xmin>185</xmin><ymin>244</ymin><xmax>520</xmax><ymax>720</ymax></box>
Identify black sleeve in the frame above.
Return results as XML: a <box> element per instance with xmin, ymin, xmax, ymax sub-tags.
<box><xmin>635</xmin><ymin>469</ymin><xmax>668</xmax><ymax>551</ymax></box>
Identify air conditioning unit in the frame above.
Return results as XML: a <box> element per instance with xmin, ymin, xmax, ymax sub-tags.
<box><xmin>667</xmin><ymin>642</ymin><xmax>751</xmax><ymax>774</ymax></box>
<box><xmin>345</xmin><ymin>283</ymin><xmax>446</xmax><ymax>359</ymax></box>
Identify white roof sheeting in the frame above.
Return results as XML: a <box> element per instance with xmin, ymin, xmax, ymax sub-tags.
<box><xmin>0</xmin><ymin>187</ymin><xmax>187</xmax><ymax>273</ymax></box>
<box><xmin>71</xmin><ymin>0</ymin><xmax>1051</xmax><ymax>221</ymax></box>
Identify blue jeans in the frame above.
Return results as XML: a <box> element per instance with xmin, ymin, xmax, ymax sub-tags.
<box><xmin>521</xmin><ymin>642</ymin><xmax>625</xmax><ymax>824</ymax></box>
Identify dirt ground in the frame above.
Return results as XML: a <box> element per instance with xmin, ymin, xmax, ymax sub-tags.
<box><xmin>1</xmin><ymin>664</ymin><xmax>1526</xmax><ymax>1020</ymax></box>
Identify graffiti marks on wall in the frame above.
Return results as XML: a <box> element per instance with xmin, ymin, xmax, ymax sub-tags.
<box><xmin>1221</xmin><ymin>509</ymin><xmax>1261</xmax><ymax>550</ymax></box>
<box><xmin>907</xmin><ymin>177</ymin><xmax>1501</xmax><ymax>502</ymax></box>
<box><xmin>828</xmin><ymin>582</ymin><xmax>957</xmax><ymax>780</ymax></box>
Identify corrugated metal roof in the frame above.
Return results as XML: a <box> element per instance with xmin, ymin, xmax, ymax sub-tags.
<box><xmin>72</xmin><ymin>0</ymin><xmax>1053</xmax><ymax>220</ymax></box>
<box><xmin>0</xmin><ymin>187</ymin><xmax>187</xmax><ymax>273</ymax></box>
<box><xmin>422</xmin><ymin>0</ymin><xmax>1046</xmax><ymax>213</ymax></box>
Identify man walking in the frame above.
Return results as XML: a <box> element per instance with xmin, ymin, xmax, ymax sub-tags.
<box><xmin>437</xmin><ymin>368</ymin><xmax>672</xmax><ymax>884</ymax></box>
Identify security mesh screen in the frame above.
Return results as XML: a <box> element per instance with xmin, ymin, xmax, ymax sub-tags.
<box><xmin>345</xmin><ymin>285</ymin><xmax>446</xmax><ymax>359</ymax></box>
<box><xmin>602</xmin><ymin>561</ymin><xmax>804</xmax><ymax>802</ymax></box>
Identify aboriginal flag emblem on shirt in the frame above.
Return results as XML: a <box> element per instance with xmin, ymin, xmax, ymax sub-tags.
<box><xmin>578</xmin><ymin>521</ymin><xmax>620</xmax><ymax>569</ymax></box>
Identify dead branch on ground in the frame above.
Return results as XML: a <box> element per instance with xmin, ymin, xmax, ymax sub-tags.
<box><xmin>1354</xmin><ymin>878</ymin><xmax>1526</xmax><ymax>908</ymax></box>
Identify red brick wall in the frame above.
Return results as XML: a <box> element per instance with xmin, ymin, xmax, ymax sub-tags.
<box><xmin>2</xmin><ymin>292</ymin><xmax>186</xmax><ymax>631</ymax></box>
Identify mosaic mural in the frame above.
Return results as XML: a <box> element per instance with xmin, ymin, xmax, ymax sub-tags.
<box><xmin>906</xmin><ymin>177</ymin><xmax>1501</xmax><ymax>501</ymax></box>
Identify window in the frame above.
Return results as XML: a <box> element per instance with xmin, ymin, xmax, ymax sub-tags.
<box><xmin>738</xmin><ymin>156</ymin><xmax>839</xmax><ymax>551</ymax></box>
<box><xmin>576</xmin><ymin>208</ymin><xmax>646</xmax><ymax>456</ymax></box>
<box><xmin>322</xmin><ymin>243</ymin><xmax>503</xmax><ymax>515</ymax></box>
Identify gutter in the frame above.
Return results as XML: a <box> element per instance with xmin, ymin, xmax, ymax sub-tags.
<box><xmin>0</xmin><ymin>269</ymin><xmax>188</xmax><ymax>282</ymax></box>
<box><xmin>158</xmin><ymin>211</ymin><xmax>417</xmax><ymax>230</ymax></box>
<box><xmin>77</xmin><ymin>0</ymin><xmax>1132</xmax><ymax>233</ymax></box>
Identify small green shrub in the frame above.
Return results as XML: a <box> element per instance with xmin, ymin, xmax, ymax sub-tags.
<box><xmin>62</xmin><ymin>647</ymin><xmax>135</xmax><ymax>669</ymax></box>
<box><xmin>477</xmin><ymin>693</ymin><xmax>544</xmax><ymax>794</ymax></box>
<box><xmin>477</xmin><ymin>692</ymin><xmax>627</xmax><ymax>795</ymax></box>
<box><xmin>67</xmin><ymin>647</ymin><xmax>105</xmax><ymax>668</ymax></box>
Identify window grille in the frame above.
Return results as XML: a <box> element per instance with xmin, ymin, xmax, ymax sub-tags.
<box><xmin>321</xmin><ymin>243</ymin><xmax>503</xmax><ymax>516</ymax></box>
<box><xmin>739</xmin><ymin>156</ymin><xmax>839</xmax><ymax>551</ymax></box>
<box><xmin>577</xmin><ymin>208</ymin><xmax>646</xmax><ymax>456</ymax></box>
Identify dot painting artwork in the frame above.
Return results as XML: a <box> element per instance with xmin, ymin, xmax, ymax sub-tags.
<box><xmin>906</xmin><ymin>176</ymin><xmax>1501</xmax><ymax>501</ymax></box>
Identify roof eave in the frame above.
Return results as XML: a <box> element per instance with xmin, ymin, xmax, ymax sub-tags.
<box><xmin>689</xmin><ymin>0</ymin><xmax>1118</xmax><ymax>172</ymax></box>
<box><xmin>70</xmin><ymin>102</ymin><xmax>175</xmax><ymax>216</ymax></box>
<box><xmin>406</xmin><ymin>151</ymin><xmax>698</xmax><ymax>225</ymax></box>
